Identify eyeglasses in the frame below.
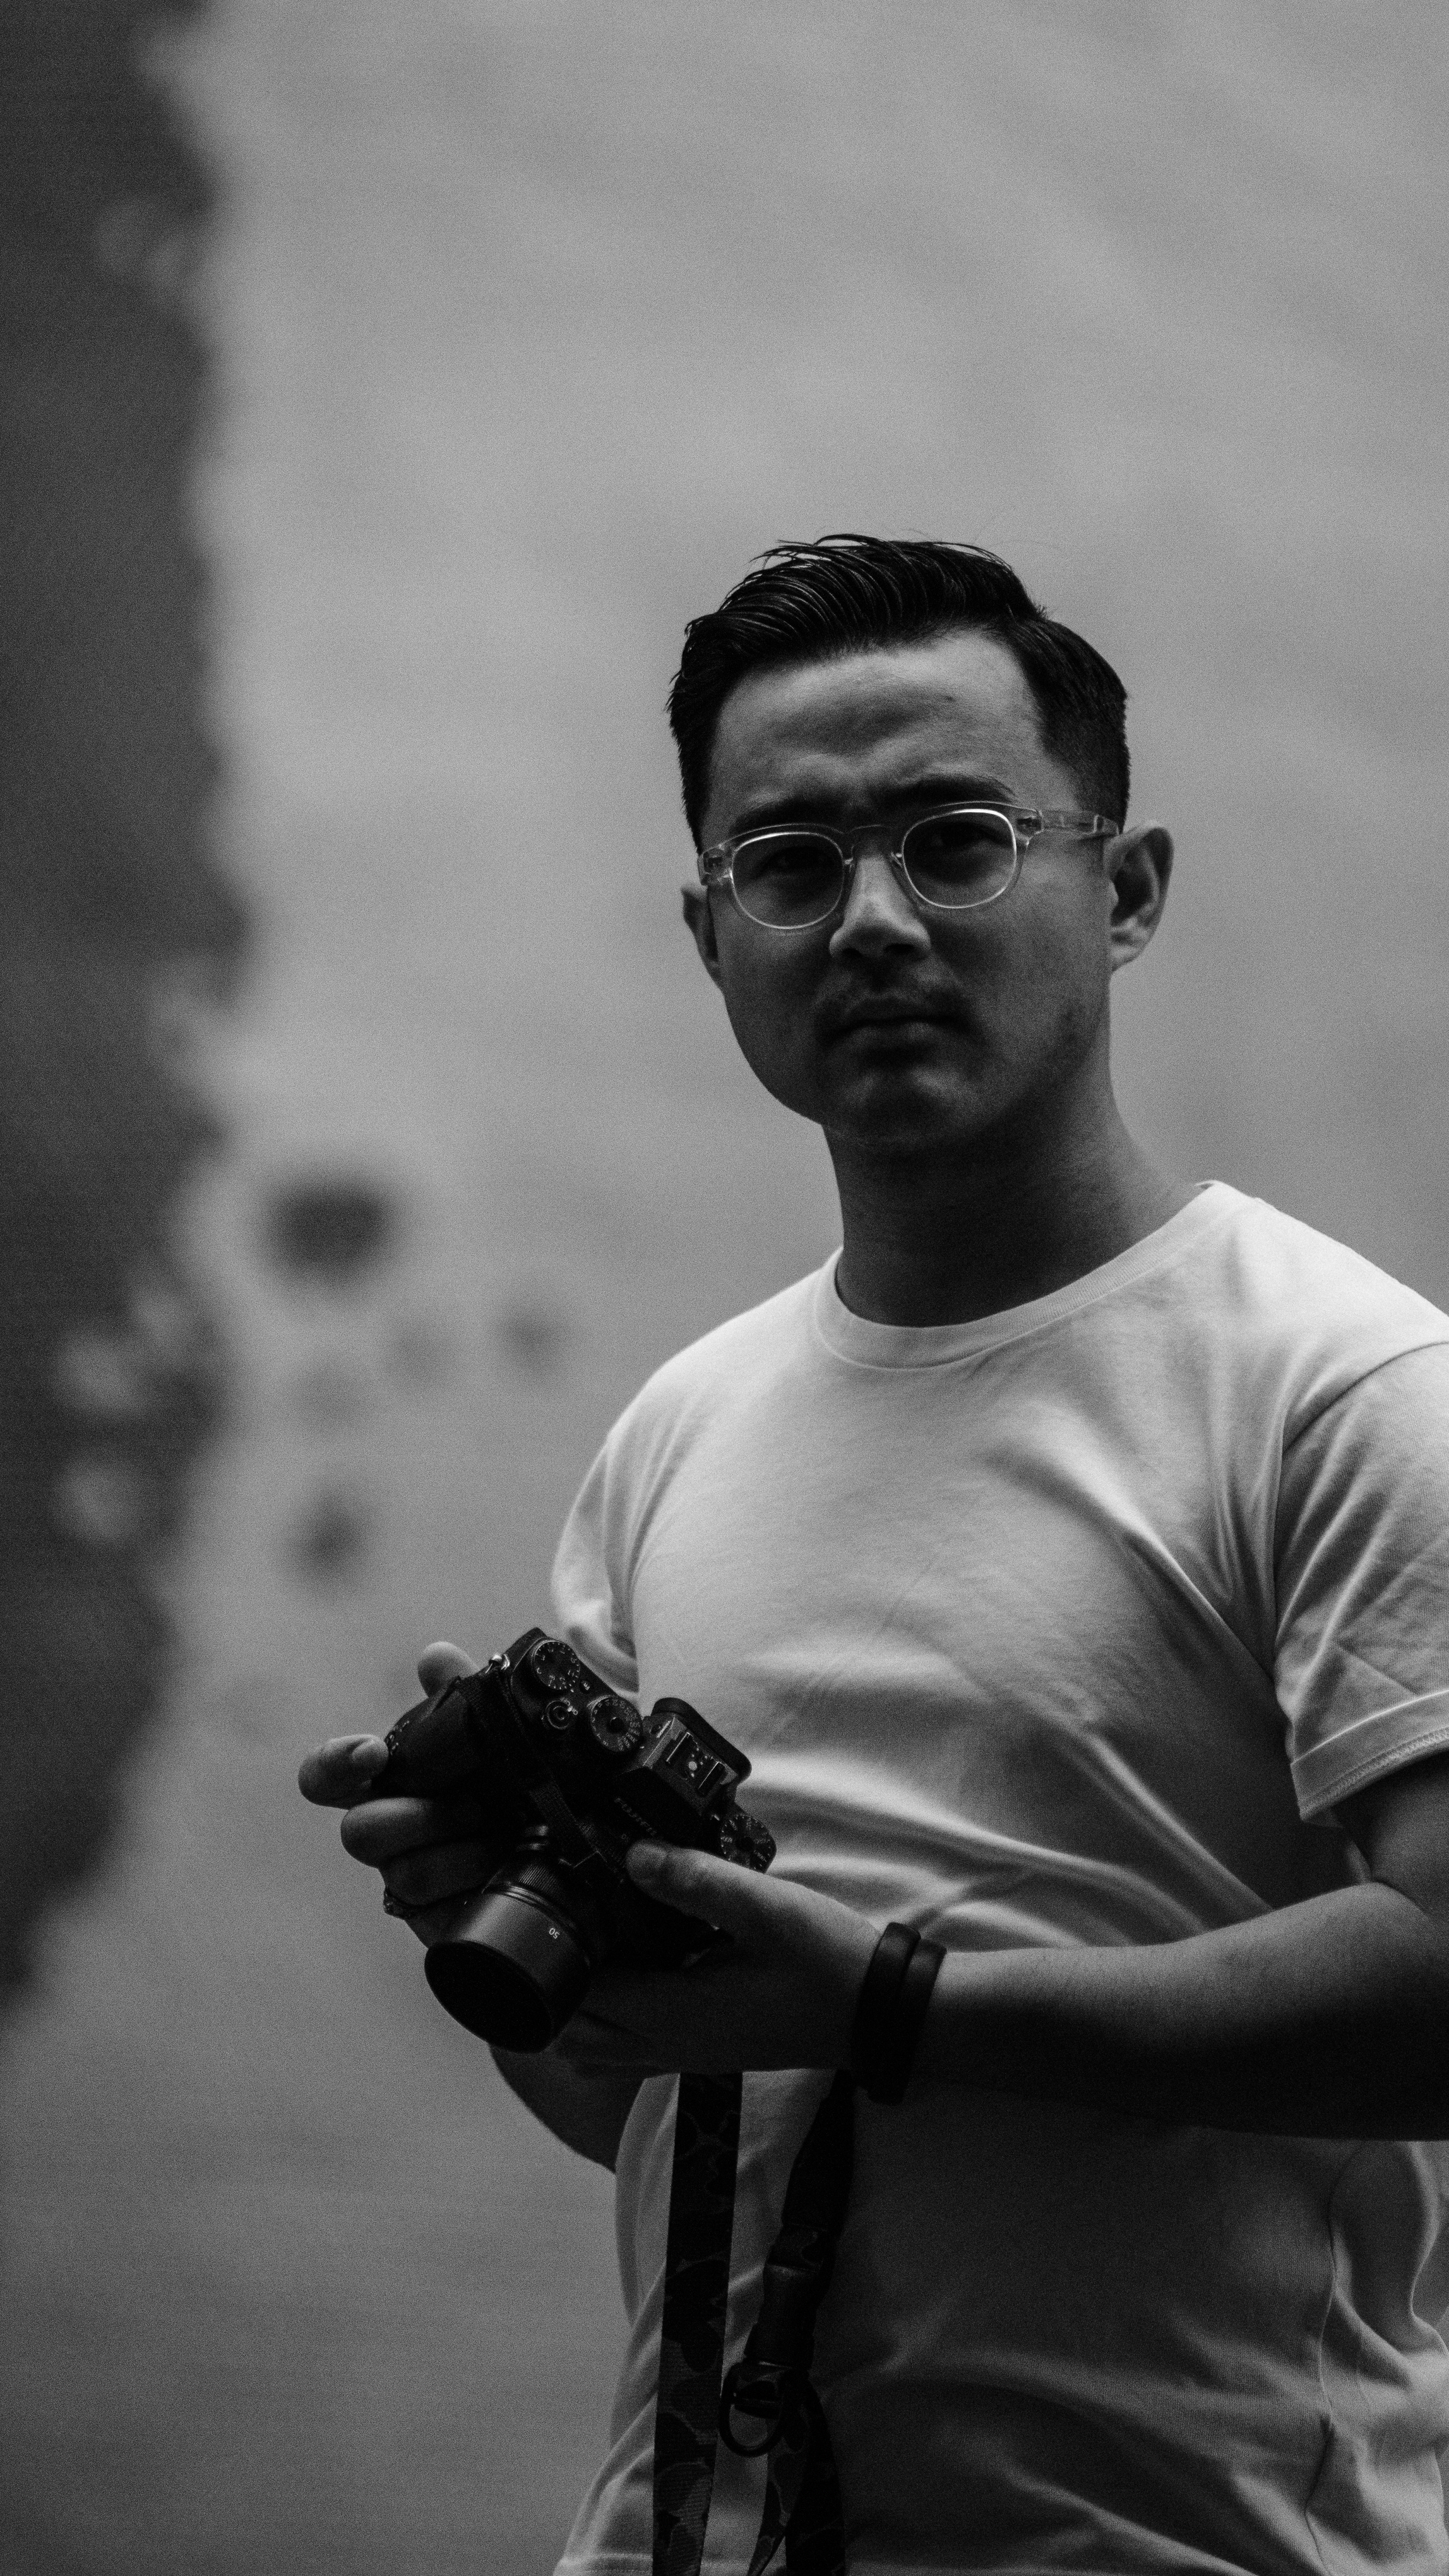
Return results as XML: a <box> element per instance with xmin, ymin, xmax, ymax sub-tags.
<box><xmin>698</xmin><ymin>805</ymin><xmax>1121</xmax><ymax>933</ymax></box>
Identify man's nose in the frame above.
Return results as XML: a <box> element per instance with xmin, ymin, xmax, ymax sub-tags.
<box><xmin>828</xmin><ymin>850</ymin><xmax>931</xmax><ymax>959</ymax></box>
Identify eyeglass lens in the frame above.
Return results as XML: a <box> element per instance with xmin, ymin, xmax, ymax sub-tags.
<box><xmin>730</xmin><ymin>811</ymin><xmax>1018</xmax><ymax>926</ymax></box>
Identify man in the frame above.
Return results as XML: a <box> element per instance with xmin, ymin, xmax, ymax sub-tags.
<box><xmin>301</xmin><ymin>537</ymin><xmax>1449</xmax><ymax>2576</ymax></box>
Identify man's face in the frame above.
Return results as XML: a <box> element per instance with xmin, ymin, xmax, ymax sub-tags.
<box><xmin>688</xmin><ymin>630</ymin><xmax>1144</xmax><ymax>1164</ymax></box>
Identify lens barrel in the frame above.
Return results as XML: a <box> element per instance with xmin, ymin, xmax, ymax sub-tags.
<box><xmin>422</xmin><ymin>1859</ymin><xmax>602</xmax><ymax>2051</ymax></box>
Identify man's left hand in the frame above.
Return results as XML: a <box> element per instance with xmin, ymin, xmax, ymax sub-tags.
<box><xmin>559</xmin><ymin>1843</ymin><xmax>880</xmax><ymax>2074</ymax></box>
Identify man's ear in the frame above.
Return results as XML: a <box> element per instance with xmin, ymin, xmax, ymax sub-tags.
<box><xmin>681</xmin><ymin>884</ymin><xmax>724</xmax><ymax>988</ymax></box>
<box><xmin>1106</xmin><ymin>823</ymin><xmax>1172</xmax><ymax>973</ymax></box>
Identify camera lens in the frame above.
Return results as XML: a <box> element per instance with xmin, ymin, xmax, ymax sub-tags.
<box><xmin>422</xmin><ymin>1855</ymin><xmax>605</xmax><ymax>2050</ymax></box>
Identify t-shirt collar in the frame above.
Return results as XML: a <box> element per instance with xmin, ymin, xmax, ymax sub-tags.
<box><xmin>813</xmin><ymin>1181</ymin><xmax>1238</xmax><ymax>1370</ymax></box>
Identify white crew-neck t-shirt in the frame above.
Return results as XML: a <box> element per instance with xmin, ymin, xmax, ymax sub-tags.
<box><xmin>549</xmin><ymin>1184</ymin><xmax>1449</xmax><ymax>2576</ymax></box>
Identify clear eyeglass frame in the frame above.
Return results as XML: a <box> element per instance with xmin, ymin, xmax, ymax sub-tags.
<box><xmin>697</xmin><ymin>804</ymin><xmax>1122</xmax><ymax>933</ymax></box>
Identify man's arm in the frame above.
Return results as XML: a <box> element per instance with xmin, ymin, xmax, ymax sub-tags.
<box><xmin>915</xmin><ymin>1744</ymin><xmax>1449</xmax><ymax>2132</ymax></box>
<box><xmin>491</xmin><ymin>2049</ymin><xmax>644</xmax><ymax>2171</ymax></box>
<box><xmin>580</xmin><ymin>1748</ymin><xmax>1449</xmax><ymax>2137</ymax></box>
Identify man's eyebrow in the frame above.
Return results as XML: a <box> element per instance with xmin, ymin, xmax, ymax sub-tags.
<box><xmin>722</xmin><ymin>774</ymin><xmax>1019</xmax><ymax>835</ymax></box>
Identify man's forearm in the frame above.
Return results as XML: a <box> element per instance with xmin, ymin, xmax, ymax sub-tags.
<box><xmin>491</xmin><ymin>2046</ymin><xmax>645</xmax><ymax>2169</ymax></box>
<box><xmin>917</xmin><ymin>1883</ymin><xmax>1449</xmax><ymax>2135</ymax></box>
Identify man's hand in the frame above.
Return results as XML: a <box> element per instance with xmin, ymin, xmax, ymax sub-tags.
<box><xmin>532</xmin><ymin>1751</ymin><xmax>1449</xmax><ymax>2133</ymax></box>
<box><xmin>561</xmin><ymin>1842</ymin><xmax>880</xmax><ymax>2075</ymax></box>
<box><xmin>296</xmin><ymin>1641</ymin><xmax>497</xmax><ymax>1944</ymax></box>
<box><xmin>298</xmin><ymin>1667</ymin><xmax>881</xmax><ymax>2073</ymax></box>
<box><xmin>297</xmin><ymin>1640</ymin><xmax>645</xmax><ymax>2167</ymax></box>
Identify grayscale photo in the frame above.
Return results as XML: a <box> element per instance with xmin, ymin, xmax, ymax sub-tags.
<box><xmin>3</xmin><ymin>7</ymin><xmax>1448</xmax><ymax>2575</ymax></box>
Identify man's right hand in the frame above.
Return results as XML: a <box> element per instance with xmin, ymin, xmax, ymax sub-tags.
<box><xmin>298</xmin><ymin>1636</ymin><xmax>647</xmax><ymax>2167</ymax></box>
<box><xmin>296</xmin><ymin>1640</ymin><xmax>498</xmax><ymax>1946</ymax></box>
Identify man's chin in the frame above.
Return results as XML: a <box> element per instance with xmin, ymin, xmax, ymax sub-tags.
<box><xmin>818</xmin><ymin>1065</ymin><xmax>1001</xmax><ymax>1161</ymax></box>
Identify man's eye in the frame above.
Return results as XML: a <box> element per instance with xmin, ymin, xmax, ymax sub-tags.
<box><xmin>739</xmin><ymin>836</ymin><xmax>837</xmax><ymax>882</ymax></box>
<box><xmin>903</xmin><ymin>812</ymin><xmax>1018</xmax><ymax>900</ymax></box>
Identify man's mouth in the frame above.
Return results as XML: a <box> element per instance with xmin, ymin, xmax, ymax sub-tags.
<box><xmin>825</xmin><ymin>998</ymin><xmax>955</xmax><ymax>1037</ymax></box>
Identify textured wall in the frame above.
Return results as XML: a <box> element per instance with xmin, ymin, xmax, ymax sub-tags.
<box><xmin>0</xmin><ymin>4</ymin><xmax>241</xmax><ymax>2004</ymax></box>
<box><xmin>3</xmin><ymin>6</ymin><xmax>1447</xmax><ymax>2573</ymax></box>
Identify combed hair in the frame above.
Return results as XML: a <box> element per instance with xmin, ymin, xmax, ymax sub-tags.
<box><xmin>667</xmin><ymin>535</ymin><xmax>1130</xmax><ymax>842</ymax></box>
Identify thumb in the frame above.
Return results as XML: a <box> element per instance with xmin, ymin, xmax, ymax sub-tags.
<box><xmin>626</xmin><ymin>1840</ymin><xmax>772</xmax><ymax>1935</ymax></box>
<box><xmin>417</xmin><ymin>1638</ymin><xmax>479</xmax><ymax>1693</ymax></box>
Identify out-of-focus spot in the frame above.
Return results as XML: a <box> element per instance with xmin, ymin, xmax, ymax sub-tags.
<box><xmin>289</xmin><ymin>1360</ymin><xmax>371</xmax><ymax>1429</ymax></box>
<box><xmin>285</xmin><ymin>1485</ymin><xmax>374</xmax><ymax>1586</ymax></box>
<box><xmin>130</xmin><ymin>1269</ymin><xmax>208</xmax><ymax>1370</ymax></box>
<box><xmin>496</xmin><ymin>1297</ymin><xmax>568</xmax><ymax>1377</ymax></box>
<box><xmin>145</xmin><ymin>956</ymin><xmax>225</xmax><ymax>1079</ymax></box>
<box><xmin>52</xmin><ymin>1457</ymin><xmax>151</xmax><ymax>1549</ymax></box>
<box><xmin>55</xmin><ymin>1291</ymin><xmax>220</xmax><ymax>1437</ymax></box>
<box><xmin>93</xmin><ymin>193</ymin><xmax>197</xmax><ymax>311</ymax></box>
<box><xmin>264</xmin><ymin>1177</ymin><xmax>402</xmax><ymax>1293</ymax></box>
<box><xmin>55</xmin><ymin>1327</ymin><xmax>153</xmax><ymax>1420</ymax></box>
<box><xmin>388</xmin><ymin>1315</ymin><xmax>455</xmax><ymax>1388</ymax></box>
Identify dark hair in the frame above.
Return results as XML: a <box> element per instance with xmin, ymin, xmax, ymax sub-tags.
<box><xmin>667</xmin><ymin>534</ymin><xmax>1130</xmax><ymax>842</ymax></box>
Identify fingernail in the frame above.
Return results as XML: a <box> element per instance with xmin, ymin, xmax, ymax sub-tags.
<box><xmin>627</xmin><ymin>1842</ymin><xmax>667</xmax><ymax>1882</ymax></box>
<box><xmin>349</xmin><ymin>1740</ymin><xmax>386</xmax><ymax>1772</ymax></box>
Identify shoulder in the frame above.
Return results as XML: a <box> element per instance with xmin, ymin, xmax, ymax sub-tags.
<box><xmin>551</xmin><ymin>1264</ymin><xmax>830</xmax><ymax>1628</ymax></box>
<box><xmin>599</xmin><ymin>1262</ymin><xmax>828</xmax><ymax>1470</ymax></box>
<box><xmin>1193</xmin><ymin>1187</ymin><xmax>1449</xmax><ymax>1436</ymax></box>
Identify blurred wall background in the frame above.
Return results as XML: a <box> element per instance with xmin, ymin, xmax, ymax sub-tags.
<box><xmin>2</xmin><ymin>5</ymin><xmax>1446</xmax><ymax>2572</ymax></box>
<box><xmin>0</xmin><ymin>0</ymin><xmax>237</xmax><ymax>2013</ymax></box>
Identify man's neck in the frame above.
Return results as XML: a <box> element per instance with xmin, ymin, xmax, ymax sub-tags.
<box><xmin>829</xmin><ymin>1101</ymin><xmax>1196</xmax><ymax>1329</ymax></box>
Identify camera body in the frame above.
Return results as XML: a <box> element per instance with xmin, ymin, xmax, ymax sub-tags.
<box><xmin>376</xmin><ymin>1627</ymin><xmax>775</xmax><ymax>2051</ymax></box>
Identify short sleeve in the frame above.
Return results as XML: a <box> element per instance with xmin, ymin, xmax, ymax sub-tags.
<box><xmin>1275</xmin><ymin>1343</ymin><xmax>1449</xmax><ymax>1818</ymax></box>
<box><xmin>549</xmin><ymin>1430</ymin><xmax>641</xmax><ymax>1698</ymax></box>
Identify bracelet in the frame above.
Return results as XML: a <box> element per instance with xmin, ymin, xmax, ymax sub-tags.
<box><xmin>849</xmin><ymin>1922</ymin><xmax>917</xmax><ymax>2092</ymax></box>
<box><xmin>849</xmin><ymin>1922</ymin><xmax>946</xmax><ymax>2105</ymax></box>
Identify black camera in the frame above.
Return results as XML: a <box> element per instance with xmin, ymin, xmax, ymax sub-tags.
<box><xmin>374</xmin><ymin>1628</ymin><xmax>775</xmax><ymax>2051</ymax></box>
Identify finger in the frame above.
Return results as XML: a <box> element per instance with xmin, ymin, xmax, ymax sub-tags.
<box><xmin>387</xmin><ymin>1893</ymin><xmax>469</xmax><ymax>1951</ymax></box>
<box><xmin>339</xmin><ymin>1793</ymin><xmax>491</xmax><ymax>1864</ymax></box>
<box><xmin>383</xmin><ymin>1843</ymin><xmax>492</xmax><ymax>1910</ymax></box>
<box><xmin>625</xmin><ymin>1841</ymin><xmax>779</xmax><ymax>1935</ymax></box>
<box><xmin>417</xmin><ymin>1639</ymin><xmax>479</xmax><ymax>1693</ymax></box>
<box><xmin>297</xmin><ymin>1736</ymin><xmax>388</xmax><ymax>1807</ymax></box>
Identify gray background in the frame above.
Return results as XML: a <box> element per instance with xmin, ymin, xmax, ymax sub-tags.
<box><xmin>3</xmin><ymin>4</ymin><xmax>1447</xmax><ymax>2572</ymax></box>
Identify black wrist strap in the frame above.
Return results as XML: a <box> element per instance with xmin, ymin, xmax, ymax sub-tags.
<box><xmin>850</xmin><ymin>1922</ymin><xmax>946</xmax><ymax>2104</ymax></box>
<box><xmin>848</xmin><ymin>1921</ymin><xmax>917</xmax><ymax>2090</ymax></box>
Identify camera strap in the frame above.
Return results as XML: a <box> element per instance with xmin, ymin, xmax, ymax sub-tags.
<box><xmin>653</xmin><ymin>2071</ymin><xmax>744</xmax><ymax>2576</ymax></box>
<box><xmin>652</xmin><ymin>2071</ymin><xmax>852</xmax><ymax>2576</ymax></box>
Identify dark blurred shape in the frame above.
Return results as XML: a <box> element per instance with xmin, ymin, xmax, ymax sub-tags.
<box><xmin>285</xmin><ymin>1485</ymin><xmax>374</xmax><ymax>1586</ymax></box>
<box><xmin>265</xmin><ymin>1175</ymin><xmax>402</xmax><ymax>1291</ymax></box>
<box><xmin>0</xmin><ymin>2</ymin><xmax>242</xmax><ymax>2009</ymax></box>
<box><xmin>497</xmin><ymin>1297</ymin><xmax>569</xmax><ymax>1377</ymax></box>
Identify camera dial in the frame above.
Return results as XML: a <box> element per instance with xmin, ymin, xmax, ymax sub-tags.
<box><xmin>527</xmin><ymin>1637</ymin><xmax>583</xmax><ymax>1698</ymax></box>
<box><xmin>587</xmin><ymin>1694</ymin><xmax>646</xmax><ymax>1761</ymax></box>
<box><xmin>717</xmin><ymin>1809</ymin><xmax>777</xmax><ymax>1870</ymax></box>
